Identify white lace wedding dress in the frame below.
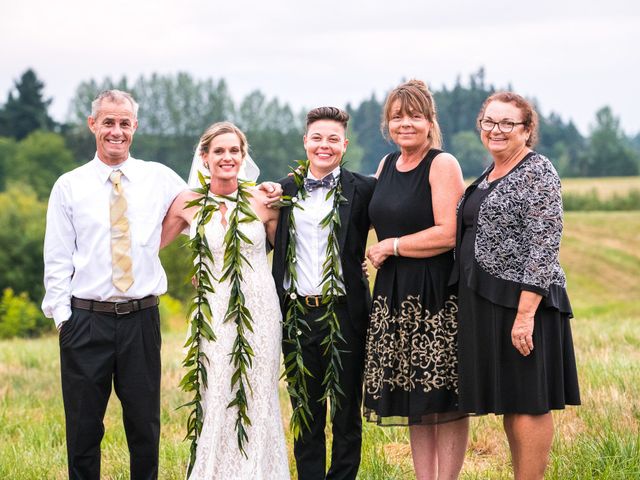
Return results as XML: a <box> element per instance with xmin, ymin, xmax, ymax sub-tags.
<box><xmin>188</xmin><ymin>202</ymin><xmax>290</xmax><ymax>480</ymax></box>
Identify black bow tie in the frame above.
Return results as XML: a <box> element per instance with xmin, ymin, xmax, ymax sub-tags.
<box><xmin>304</xmin><ymin>174</ymin><xmax>336</xmax><ymax>192</ymax></box>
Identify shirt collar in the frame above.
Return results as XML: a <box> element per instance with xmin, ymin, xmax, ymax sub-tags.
<box><xmin>92</xmin><ymin>154</ymin><xmax>139</xmax><ymax>183</ymax></box>
<box><xmin>307</xmin><ymin>165</ymin><xmax>341</xmax><ymax>181</ymax></box>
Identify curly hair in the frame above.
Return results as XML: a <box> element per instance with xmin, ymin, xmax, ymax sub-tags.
<box><xmin>477</xmin><ymin>91</ymin><xmax>539</xmax><ymax>147</ymax></box>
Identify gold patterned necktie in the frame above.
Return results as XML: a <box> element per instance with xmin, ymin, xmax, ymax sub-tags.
<box><xmin>109</xmin><ymin>170</ymin><xmax>134</xmax><ymax>292</ymax></box>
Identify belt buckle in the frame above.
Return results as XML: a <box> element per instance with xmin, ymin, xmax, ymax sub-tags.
<box><xmin>114</xmin><ymin>301</ymin><xmax>133</xmax><ymax>315</ymax></box>
<box><xmin>305</xmin><ymin>295</ymin><xmax>321</xmax><ymax>308</ymax></box>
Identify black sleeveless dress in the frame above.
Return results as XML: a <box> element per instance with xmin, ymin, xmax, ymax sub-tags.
<box><xmin>363</xmin><ymin>150</ymin><xmax>465</xmax><ymax>425</ymax></box>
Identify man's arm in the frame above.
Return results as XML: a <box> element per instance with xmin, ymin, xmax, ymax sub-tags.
<box><xmin>42</xmin><ymin>180</ymin><xmax>76</xmax><ymax>330</ymax></box>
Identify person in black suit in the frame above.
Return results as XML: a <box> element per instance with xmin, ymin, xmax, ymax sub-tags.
<box><xmin>272</xmin><ymin>106</ymin><xmax>375</xmax><ymax>480</ymax></box>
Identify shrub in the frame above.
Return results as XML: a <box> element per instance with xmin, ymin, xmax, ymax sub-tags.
<box><xmin>563</xmin><ymin>189</ymin><xmax>640</xmax><ymax>211</ymax></box>
<box><xmin>159</xmin><ymin>294</ymin><xmax>187</xmax><ymax>333</ymax></box>
<box><xmin>0</xmin><ymin>288</ymin><xmax>51</xmax><ymax>338</ymax></box>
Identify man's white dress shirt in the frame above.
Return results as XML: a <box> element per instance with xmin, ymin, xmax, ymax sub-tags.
<box><xmin>288</xmin><ymin>166</ymin><xmax>345</xmax><ymax>296</ymax></box>
<box><xmin>42</xmin><ymin>155</ymin><xmax>186</xmax><ymax>328</ymax></box>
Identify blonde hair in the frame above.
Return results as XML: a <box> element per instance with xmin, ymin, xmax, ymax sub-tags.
<box><xmin>381</xmin><ymin>79</ymin><xmax>443</xmax><ymax>149</ymax></box>
<box><xmin>199</xmin><ymin>121</ymin><xmax>248</xmax><ymax>159</ymax></box>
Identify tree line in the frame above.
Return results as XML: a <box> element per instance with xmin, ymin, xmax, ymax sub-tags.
<box><xmin>2</xmin><ymin>68</ymin><xmax>639</xmax><ymax>186</ymax></box>
<box><xmin>0</xmin><ymin>68</ymin><xmax>638</xmax><ymax>337</ymax></box>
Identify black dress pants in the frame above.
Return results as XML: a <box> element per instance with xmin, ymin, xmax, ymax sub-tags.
<box><xmin>283</xmin><ymin>304</ymin><xmax>365</xmax><ymax>480</ymax></box>
<box><xmin>59</xmin><ymin>306</ymin><xmax>162</xmax><ymax>480</ymax></box>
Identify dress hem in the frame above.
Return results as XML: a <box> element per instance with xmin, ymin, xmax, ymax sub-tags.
<box><xmin>363</xmin><ymin>409</ymin><xmax>469</xmax><ymax>426</ymax></box>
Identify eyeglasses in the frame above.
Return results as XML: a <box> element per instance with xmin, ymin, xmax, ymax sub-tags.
<box><xmin>479</xmin><ymin>119</ymin><xmax>526</xmax><ymax>133</ymax></box>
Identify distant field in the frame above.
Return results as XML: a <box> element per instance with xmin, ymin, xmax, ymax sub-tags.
<box><xmin>562</xmin><ymin>212</ymin><xmax>640</xmax><ymax>318</ymax></box>
<box><xmin>464</xmin><ymin>176</ymin><xmax>640</xmax><ymax>199</ymax></box>
<box><xmin>1</xmin><ymin>212</ymin><xmax>639</xmax><ymax>479</ymax></box>
<box><xmin>561</xmin><ymin>176</ymin><xmax>640</xmax><ymax>199</ymax></box>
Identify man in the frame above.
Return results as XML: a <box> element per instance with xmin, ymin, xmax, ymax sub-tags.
<box><xmin>42</xmin><ymin>90</ymin><xmax>186</xmax><ymax>479</ymax></box>
<box><xmin>272</xmin><ymin>107</ymin><xmax>375</xmax><ymax>480</ymax></box>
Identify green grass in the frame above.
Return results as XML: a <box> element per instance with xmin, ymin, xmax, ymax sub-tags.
<box><xmin>1</xmin><ymin>211</ymin><xmax>639</xmax><ymax>479</ymax></box>
<box><xmin>561</xmin><ymin>176</ymin><xmax>640</xmax><ymax>199</ymax></box>
<box><xmin>562</xmin><ymin>177</ymin><xmax>640</xmax><ymax>211</ymax></box>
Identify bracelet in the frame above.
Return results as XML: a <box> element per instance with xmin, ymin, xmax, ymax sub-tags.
<box><xmin>393</xmin><ymin>237</ymin><xmax>400</xmax><ymax>257</ymax></box>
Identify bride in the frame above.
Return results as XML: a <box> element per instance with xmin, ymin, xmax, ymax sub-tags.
<box><xmin>161</xmin><ymin>122</ymin><xmax>289</xmax><ymax>479</ymax></box>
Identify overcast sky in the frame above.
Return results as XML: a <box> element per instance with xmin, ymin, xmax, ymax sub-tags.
<box><xmin>2</xmin><ymin>0</ymin><xmax>639</xmax><ymax>135</ymax></box>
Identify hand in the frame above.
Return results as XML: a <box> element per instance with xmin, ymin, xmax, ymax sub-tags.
<box><xmin>287</xmin><ymin>166</ymin><xmax>304</xmax><ymax>177</ymax></box>
<box><xmin>366</xmin><ymin>238</ymin><xmax>394</xmax><ymax>270</ymax></box>
<box><xmin>257</xmin><ymin>181</ymin><xmax>283</xmax><ymax>208</ymax></box>
<box><xmin>511</xmin><ymin>312</ymin><xmax>535</xmax><ymax>356</ymax></box>
<box><xmin>361</xmin><ymin>260</ymin><xmax>370</xmax><ymax>278</ymax></box>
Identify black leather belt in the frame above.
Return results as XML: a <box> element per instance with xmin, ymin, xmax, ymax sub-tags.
<box><xmin>71</xmin><ymin>296</ymin><xmax>159</xmax><ymax>315</ymax></box>
<box><xmin>300</xmin><ymin>295</ymin><xmax>347</xmax><ymax>308</ymax></box>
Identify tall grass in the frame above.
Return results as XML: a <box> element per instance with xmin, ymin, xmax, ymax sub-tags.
<box><xmin>561</xmin><ymin>176</ymin><xmax>640</xmax><ymax>198</ymax></box>
<box><xmin>563</xmin><ymin>189</ymin><xmax>640</xmax><ymax>211</ymax></box>
<box><xmin>1</xmin><ymin>211</ymin><xmax>639</xmax><ymax>479</ymax></box>
<box><xmin>561</xmin><ymin>176</ymin><xmax>640</xmax><ymax>211</ymax></box>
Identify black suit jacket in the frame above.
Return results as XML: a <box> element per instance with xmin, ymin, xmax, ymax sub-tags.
<box><xmin>272</xmin><ymin>169</ymin><xmax>376</xmax><ymax>334</ymax></box>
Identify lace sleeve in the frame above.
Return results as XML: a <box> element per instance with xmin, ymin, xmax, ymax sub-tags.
<box><xmin>520</xmin><ymin>159</ymin><xmax>564</xmax><ymax>294</ymax></box>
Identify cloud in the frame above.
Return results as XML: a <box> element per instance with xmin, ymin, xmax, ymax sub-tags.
<box><xmin>1</xmin><ymin>0</ymin><xmax>639</xmax><ymax>133</ymax></box>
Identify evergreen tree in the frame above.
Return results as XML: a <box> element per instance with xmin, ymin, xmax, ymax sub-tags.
<box><xmin>0</xmin><ymin>138</ymin><xmax>17</xmax><ymax>191</ymax></box>
<box><xmin>66</xmin><ymin>73</ymin><xmax>238</xmax><ymax>177</ymax></box>
<box><xmin>9</xmin><ymin>131</ymin><xmax>76</xmax><ymax>199</ymax></box>
<box><xmin>537</xmin><ymin>112</ymin><xmax>586</xmax><ymax>176</ymax></box>
<box><xmin>450</xmin><ymin>131</ymin><xmax>489</xmax><ymax>178</ymax></box>
<box><xmin>583</xmin><ymin>107</ymin><xmax>639</xmax><ymax>176</ymax></box>
<box><xmin>347</xmin><ymin>94</ymin><xmax>393</xmax><ymax>174</ymax></box>
<box><xmin>629</xmin><ymin>131</ymin><xmax>640</xmax><ymax>156</ymax></box>
<box><xmin>0</xmin><ymin>69</ymin><xmax>56</xmax><ymax>140</ymax></box>
<box><xmin>435</xmin><ymin>68</ymin><xmax>495</xmax><ymax>144</ymax></box>
<box><xmin>62</xmin><ymin>70</ymin><xmax>639</xmax><ymax>181</ymax></box>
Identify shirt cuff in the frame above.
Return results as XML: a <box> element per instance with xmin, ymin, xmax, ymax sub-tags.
<box><xmin>520</xmin><ymin>283</ymin><xmax>548</xmax><ymax>297</ymax></box>
<box><xmin>53</xmin><ymin>305</ymin><xmax>72</xmax><ymax>329</ymax></box>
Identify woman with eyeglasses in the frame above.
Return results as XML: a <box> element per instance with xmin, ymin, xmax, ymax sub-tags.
<box><xmin>451</xmin><ymin>92</ymin><xmax>580</xmax><ymax>479</ymax></box>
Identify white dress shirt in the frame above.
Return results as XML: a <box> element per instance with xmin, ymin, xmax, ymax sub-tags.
<box><xmin>288</xmin><ymin>166</ymin><xmax>345</xmax><ymax>296</ymax></box>
<box><xmin>42</xmin><ymin>155</ymin><xmax>186</xmax><ymax>327</ymax></box>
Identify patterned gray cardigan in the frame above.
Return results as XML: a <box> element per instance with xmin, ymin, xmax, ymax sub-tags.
<box><xmin>452</xmin><ymin>152</ymin><xmax>571</xmax><ymax>311</ymax></box>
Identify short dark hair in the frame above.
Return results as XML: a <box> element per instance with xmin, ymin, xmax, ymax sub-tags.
<box><xmin>306</xmin><ymin>106</ymin><xmax>349</xmax><ymax>131</ymax></box>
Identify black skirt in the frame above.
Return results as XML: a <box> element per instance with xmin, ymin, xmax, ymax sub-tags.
<box><xmin>457</xmin><ymin>283</ymin><xmax>581</xmax><ymax>414</ymax></box>
<box><xmin>363</xmin><ymin>149</ymin><xmax>466</xmax><ymax>425</ymax></box>
<box><xmin>456</xmin><ymin>180</ymin><xmax>581</xmax><ymax>414</ymax></box>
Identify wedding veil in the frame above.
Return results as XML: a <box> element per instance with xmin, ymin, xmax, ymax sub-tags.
<box><xmin>187</xmin><ymin>141</ymin><xmax>261</xmax><ymax>188</ymax></box>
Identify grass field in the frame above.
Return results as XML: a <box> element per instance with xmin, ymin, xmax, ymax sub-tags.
<box><xmin>561</xmin><ymin>176</ymin><xmax>640</xmax><ymax>199</ymax></box>
<box><xmin>1</xmin><ymin>212</ymin><xmax>639</xmax><ymax>479</ymax></box>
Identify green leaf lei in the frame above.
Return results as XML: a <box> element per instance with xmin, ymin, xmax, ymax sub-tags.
<box><xmin>179</xmin><ymin>172</ymin><xmax>259</xmax><ymax>475</ymax></box>
<box><xmin>281</xmin><ymin>159</ymin><xmax>348</xmax><ymax>439</ymax></box>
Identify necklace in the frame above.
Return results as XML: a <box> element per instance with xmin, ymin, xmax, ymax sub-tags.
<box><xmin>280</xmin><ymin>159</ymin><xmax>348</xmax><ymax>438</ymax></box>
<box><xmin>181</xmin><ymin>174</ymin><xmax>259</xmax><ymax>474</ymax></box>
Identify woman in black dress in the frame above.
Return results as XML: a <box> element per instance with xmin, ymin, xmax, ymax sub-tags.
<box><xmin>451</xmin><ymin>92</ymin><xmax>580</xmax><ymax>480</ymax></box>
<box><xmin>365</xmin><ymin>80</ymin><xmax>468</xmax><ymax>479</ymax></box>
